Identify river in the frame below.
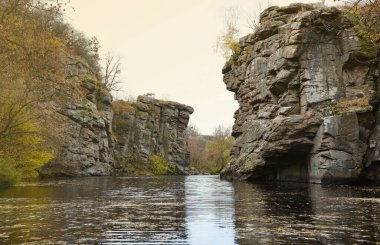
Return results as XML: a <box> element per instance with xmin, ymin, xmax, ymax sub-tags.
<box><xmin>0</xmin><ymin>176</ymin><xmax>379</xmax><ymax>244</ymax></box>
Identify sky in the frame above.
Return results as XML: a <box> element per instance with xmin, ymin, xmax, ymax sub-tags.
<box><xmin>67</xmin><ymin>0</ymin><xmax>335</xmax><ymax>135</ymax></box>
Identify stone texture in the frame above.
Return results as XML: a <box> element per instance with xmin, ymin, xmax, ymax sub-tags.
<box><xmin>113</xmin><ymin>96</ymin><xmax>194</xmax><ymax>173</ymax></box>
<box><xmin>39</xmin><ymin>58</ymin><xmax>114</xmax><ymax>177</ymax></box>
<box><xmin>221</xmin><ymin>4</ymin><xmax>380</xmax><ymax>184</ymax></box>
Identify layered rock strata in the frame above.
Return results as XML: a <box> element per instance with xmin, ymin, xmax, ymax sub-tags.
<box><xmin>221</xmin><ymin>4</ymin><xmax>380</xmax><ymax>184</ymax></box>
<box><xmin>113</xmin><ymin>96</ymin><xmax>194</xmax><ymax>174</ymax></box>
<box><xmin>39</xmin><ymin>58</ymin><xmax>114</xmax><ymax>177</ymax></box>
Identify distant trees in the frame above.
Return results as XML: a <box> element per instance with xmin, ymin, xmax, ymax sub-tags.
<box><xmin>187</xmin><ymin>125</ymin><xmax>234</xmax><ymax>174</ymax></box>
<box><xmin>204</xmin><ymin>126</ymin><xmax>234</xmax><ymax>173</ymax></box>
<box><xmin>187</xmin><ymin>124</ymin><xmax>205</xmax><ymax>169</ymax></box>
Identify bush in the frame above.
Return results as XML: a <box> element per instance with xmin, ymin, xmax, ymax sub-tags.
<box><xmin>0</xmin><ymin>160</ymin><xmax>21</xmax><ymax>187</ymax></box>
<box><xmin>150</xmin><ymin>154</ymin><xmax>180</xmax><ymax>175</ymax></box>
<box><xmin>0</xmin><ymin>120</ymin><xmax>53</xmax><ymax>187</ymax></box>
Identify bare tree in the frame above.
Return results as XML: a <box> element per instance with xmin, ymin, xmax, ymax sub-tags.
<box><xmin>245</xmin><ymin>1</ymin><xmax>272</xmax><ymax>32</ymax></box>
<box><xmin>103</xmin><ymin>52</ymin><xmax>122</xmax><ymax>92</ymax></box>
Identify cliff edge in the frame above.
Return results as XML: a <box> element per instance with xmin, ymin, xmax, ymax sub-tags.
<box><xmin>220</xmin><ymin>3</ymin><xmax>380</xmax><ymax>184</ymax></box>
<box><xmin>113</xmin><ymin>96</ymin><xmax>194</xmax><ymax>175</ymax></box>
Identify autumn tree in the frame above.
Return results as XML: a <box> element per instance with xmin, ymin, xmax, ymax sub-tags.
<box><xmin>338</xmin><ymin>0</ymin><xmax>380</xmax><ymax>56</ymax></box>
<box><xmin>0</xmin><ymin>0</ymin><xmax>67</xmax><ymax>186</ymax></box>
<box><xmin>204</xmin><ymin>125</ymin><xmax>234</xmax><ymax>173</ymax></box>
<box><xmin>187</xmin><ymin>125</ymin><xmax>234</xmax><ymax>174</ymax></box>
<box><xmin>216</xmin><ymin>7</ymin><xmax>241</xmax><ymax>59</ymax></box>
<box><xmin>187</xmin><ymin>124</ymin><xmax>206</xmax><ymax>170</ymax></box>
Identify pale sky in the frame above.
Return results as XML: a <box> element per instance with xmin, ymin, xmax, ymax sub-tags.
<box><xmin>67</xmin><ymin>0</ymin><xmax>334</xmax><ymax>135</ymax></box>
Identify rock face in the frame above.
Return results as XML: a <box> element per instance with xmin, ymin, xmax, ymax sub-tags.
<box><xmin>113</xmin><ymin>96</ymin><xmax>194</xmax><ymax>174</ymax></box>
<box><xmin>221</xmin><ymin>4</ymin><xmax>380</xmax><ymax>184</ymax></box>
<box><xmin>39</xmin><ymin>58</ymin><xmax>114</xmax><ymax>177</ymax></box>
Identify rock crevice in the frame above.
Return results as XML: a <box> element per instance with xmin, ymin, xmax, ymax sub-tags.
<box><xmin>221</xmin><ymin>4</ymin><xmax>380</xmax><ymax>184</ymax></box>
<box><xmin>113</xmin><ymin>96</ymin><xmax>194</xmax><ymax>174</ymax></box>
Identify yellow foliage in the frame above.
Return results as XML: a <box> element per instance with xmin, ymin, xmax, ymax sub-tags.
<box><xmin>335</xmin><ymin>97</ymin><xmax>373</xmax><ymax>113</ymax></box>
<box><xmin>149</xmin><ymin>154</ymin><xmax>179</xmax><ymax>175</ymax></box>
<box><xmin>188</xmin><ymin>125</ymin><xmax>234</xmax><ymax>174</ymax></box>
<box><xmin>225</xmin><ymin>41</ymin><xmax>241</xmax><ymax>54</ymax></box>
<box><xmin>0</xmin><ymin>118</ymin><xmax>53</xmax><ymax>186</ymax></box>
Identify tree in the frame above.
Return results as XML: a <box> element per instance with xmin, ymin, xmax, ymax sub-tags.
<box><xmin>186</xmin><ymin>124</ymin><xmax>205</xmax><ymax>170</ymax></box>
<box><xmin>337</xmin><ymin>0</ymin><xmax>380</xmax><ymax>53</ymax></box>
<box><xmin>0</xmin><ymin>0</ymin><xmax>68</xmax><ymax>186</ymax></box>
<box><xmin>102</xmin><ymin>52</ymin><xmax>122</xmax><ymax>92</ymax></box>
<box><xmin>336</xmin><ymin>0</ymin><xmax>380</xmax><ymax>95</ymax></box>
<box><xmin>204</xmin><ymin>125</ymin><xmax>234</xmax><ymax>172</ymax></box>
<box><xmin>0</xmin><ymin>120</ymin><xmax>53</xmax><ymax>186</ymax></box>
<box><xmin>216</xmin><ymin>7</ymin><xmax>241</xmax><ymax>59</ymax></box>
<box><xmin>187</xmin><ymin>124</ymin><xmax>234</xmax><ymax>174</ymax></box>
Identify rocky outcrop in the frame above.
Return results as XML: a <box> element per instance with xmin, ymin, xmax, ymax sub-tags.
<box><xmin>39</xmin><ymin>57</ymin><xmax>114</xmax><ymax>177</ymax></box>
<box><xmin>113</xmin><ymin>96</ymin><xmax>194</xmax><ymax>174</ymax></box>
<box><xmin>221</xmin><ymin>4</ymin><xmax>380</xmax><ymax>184</ymax></box>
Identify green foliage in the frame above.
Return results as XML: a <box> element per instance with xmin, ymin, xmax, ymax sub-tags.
<box><xmin>149</xmin><ymin>154</ymin><xmax>180</xmax><ymax>175</ymax></box>
<box><xmin>209</xmin><ymin>168</ymin><xmax>220</xmax><ymax>175</ymax></box>
<box><xmin>0</xmin><ymin>119</ymin><xmax>53</xmax><ymax>187</ymax></box>
<box><xmin>188</xmin><ymin>125</ymin><xmax>234</xmax><ymax>174</ymax></box>
<box><xmin>115</xmin><ymin>152</ymin><xmax>181</xmax><ymax>176</ymax></box>
<box><xmin>341</xmin><ymin>2</ymin><xmax>380</xmax><ymax>55</ymax></box>
<box><xmin>346</xmin><ymin>11</ymin><xmax>378</xmax><ymax>57</ymax></box>
<box><xmin>0</xmin><ymin>160</ymin><xmax>21</xmax><ymax>187</ymax></box>
<box><xmin>114</xmin><ymin>153</ymin><xmax>147</xmax><ymax>175</ymax></box>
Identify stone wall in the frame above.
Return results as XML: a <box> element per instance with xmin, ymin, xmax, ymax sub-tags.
<box><xmin>220</xmin><ymin>4</ymin><xmax>380</xmax><ymax>184</ymax></box>
<box><xmin>39</xmin><ymin>57</ymin><xmax>114</xmax><ymax>177</ymax></box>
<box><xmin>113</xmin><ymin>96</ymin><xmax>194</xmax><ymax>174</ymax></box>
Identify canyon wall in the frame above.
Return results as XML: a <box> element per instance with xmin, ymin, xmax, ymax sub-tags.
<box><xmin>39</xmin><ymin>57</ymin><xmax>115</xmax><ymax>177</ymax></box>
<box><xmin>220</xmin><ymin>4</ymin><xmax>380</xmax><ymax>184</ymax></box>
<box><xmin>113</xmin><ymin>96</ymin><xmax>194</xmax><ymax>174</ymax></box>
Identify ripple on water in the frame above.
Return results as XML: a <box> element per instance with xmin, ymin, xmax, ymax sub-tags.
<box><xmin>0</xmin><ymin>176</ymin><xmax>379</xmax><ymax>244</ymax></box>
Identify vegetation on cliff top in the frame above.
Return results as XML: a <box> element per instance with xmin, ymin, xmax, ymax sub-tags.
<box><xmin>339</xmin><ymin>0</ymin><xmax>380</xmax><ymax>57</ymax></box>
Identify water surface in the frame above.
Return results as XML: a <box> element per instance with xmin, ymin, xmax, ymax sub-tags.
<box><xmin>0</xmin><ymin>176</ymin><xmax>379</xmax><ymax>244</ymax></box>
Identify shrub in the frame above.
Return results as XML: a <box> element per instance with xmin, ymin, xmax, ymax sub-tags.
<box><xmin>0</xmin><ymin>120</ymin><xmax>53</xmax><ymax>187</ymax></box>
<box><xmin>149</xmin><ymin>154</ymin><xmax>180</xmax><ymax>175</ymax></box>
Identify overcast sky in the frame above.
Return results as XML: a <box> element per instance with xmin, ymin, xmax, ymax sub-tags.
<box><xmin>67</xmin><ymin>0</ymin><xmax>334</xmax><ymax>135</ymax></box>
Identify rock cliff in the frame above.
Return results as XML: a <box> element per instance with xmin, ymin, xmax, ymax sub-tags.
<box><xmin>221</xmin><ymin>4</ymin><xmax>380</xmax><ymax>184</ymax></box>
<box><xmin>112</xmin><ymin>96</ymin><xmax>194</xmax><ymax>174</ymax></box>
<box><xmin>39</xmin><ymin>57</ymin><xmax>115</xmax><ymax>177</ymax></box>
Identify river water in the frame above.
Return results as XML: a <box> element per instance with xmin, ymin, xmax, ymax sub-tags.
<box><xmin>0</xmin><ymin>176</ymin><xmax>379</xmax><ymax>244</ymax></box>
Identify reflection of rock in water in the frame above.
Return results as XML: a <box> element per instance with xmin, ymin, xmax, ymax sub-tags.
<box><xmin>233</xmin><ymin>182</ymin><xmax>380</xmax><ymax>244</ymax></box>
<box><xmin>309</xmin><ymin>184</ymin><xmax>380</xmax><ymax>244</ymax></box>
<box><xmin>0</xmin><ymin>177</ymin><xmax>188</xmax><ymax>244</ymax></box>
<box><xmin>0</xmin><ymin>177</ymin><xmax>379</xmax><ymax>243</ymax></box>
<box><xmin>98</xmin><ymin>177</ymin><xmax>188</xmax><ymax>243</ymax></box>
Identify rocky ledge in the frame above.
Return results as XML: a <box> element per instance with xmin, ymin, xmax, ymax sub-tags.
<box><xmin>113</xmin><ymin>96</ymin><xmax>194</xmax><ymax>174</ymax></box>
<box><xmin>220</xmin><ymin>3</ymin><xmax>380</xmax><ymax>184</ymax></box>
<box><xmin>39</xmin><ymin>57</ymin><xmax>114</xmax><ymax>177</ymax></box>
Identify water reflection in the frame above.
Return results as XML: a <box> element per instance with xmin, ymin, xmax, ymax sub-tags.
<box><xmin>0</xmin><ymin>177</ymin><xmax>188</xmax><ymax>244</ymax></box>
<box><xmin>233</xmin><ymin>182</ymin><xmax>380</xmax><ymax>244</ymax></box>
<box><xmin>185</xmin><ymin>176</ymin><xmax>236</xmax><ymax>245</ymax></box>
<box><xmin>0</xmin><ymin>176</ymin><xmax>379</xmax><ymax>244</ymax></box>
